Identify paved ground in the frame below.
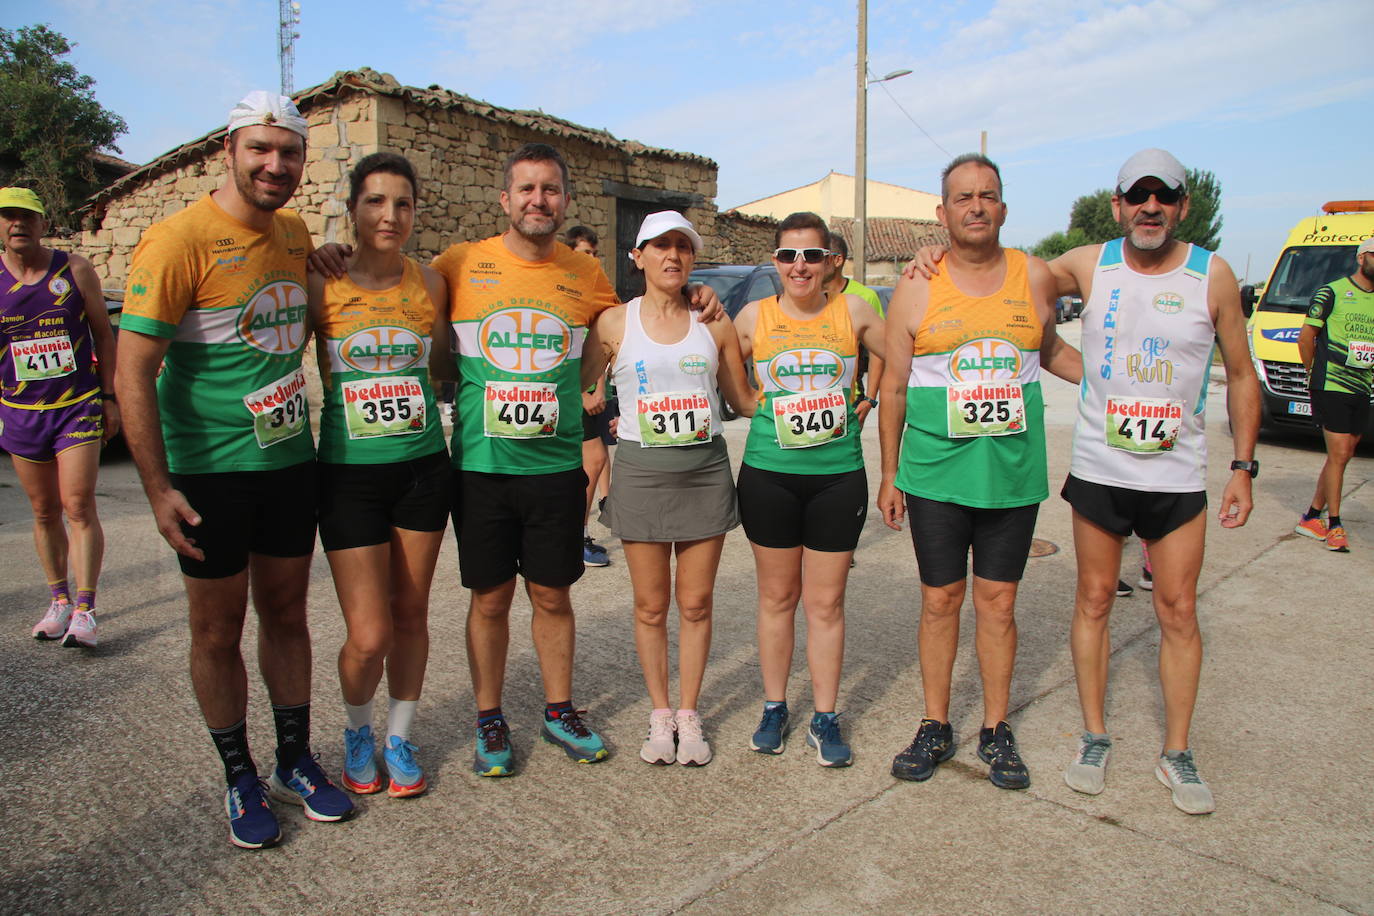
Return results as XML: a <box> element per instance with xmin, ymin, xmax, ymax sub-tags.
<box><xmin>1</xmin><ymin>321</ymin><xmax>1371</xmax><ymax>914</ymax></box>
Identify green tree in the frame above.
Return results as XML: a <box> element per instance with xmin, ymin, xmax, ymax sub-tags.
<box><xmin>1175</xmin><ymin>168</ymin><xmax>1222</xmax><ymax>250</ymax></box>
<box><xmin>1033</xmin><ymin>167</ymin><xmax>1224</xmax><ymax>255</ymax></box>
<box><xmin>0</xmin><ymin>25</ymin><xmax>128</xmax><ymax>229</ymax></box>
<box><xmin>1068</xmin><ymin>190</ymin><xmax>1117</xmax><ymax>243</ymax></box>
<box><xmin>1030</xmin><ymin>227</ymin><xmax>1090</xmax><ymax>260</ymax></box>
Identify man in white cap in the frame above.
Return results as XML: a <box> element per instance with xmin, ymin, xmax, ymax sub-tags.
<box><xmin>116</xmin><ymin>91</ymin><xmax>353</xmax><ymax>849</ymax></box>
<box><xmin>1294</xmin><ymin>235</ymin><xmax>1374</xmax><ymax>552</ymax></box>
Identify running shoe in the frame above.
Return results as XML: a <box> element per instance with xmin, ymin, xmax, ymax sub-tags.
<box><xmin>1115</xmin><ymin>579</ymin><xmax>1134</xmax><ymax>597</ymax></box>
<box><xmin>977</xmin><ymin>721</ymin><xmax>1030</xmax><ymax>789</ymax></box>
<box><xmin>383</xmin><ymin>736</ymin><xmax>427</xmax><ymax>798</ymax></box>
<box><xmin>1138</xmin><ymin>567</ymin><xmax>1154</xmax><ymax>591</ymax></box>
<box><xmin>891</xmin><ymin>718</ymin><xmax>955</xmax><ymax>781</ymax></box>
<box><xmin>1295</xmin><ymin>516</ymin><xmax>1328</xmax><ymax>540</ymax></box>
<box><xmin>640</xmin><ymin>710</ymin><xmax>676</xmax><ymax>765</ymax></box>
<box><xmin>1064</xmin><ymin>732</ymin><xmax>1112</xmax><ymax>795</ymax></box>
<box><xmin>32</xmin><ymin>599</ymin><xmax>72</xmax><ymax>640</ymax></box>
<box><xmin>61</xmin><ymin>610</ymin><xmax>97</xmax><ymax>648</ymax></box>
<box><xmin>474</xmin><ymin>717</ymin><xmax>514</xmax><ymax>777</ymax></box>
<box><xmin>806</xmin><ymin>711</ymin><xmax>852</xmax><ymax>767</ymax></box>
<box><xmin>749</xmin><ymin>703</ymin><xmax>790</xmax><ymax>754</ymax></box>
<box><xmin>1326</xmin><ymin>526</ymin><xmax>1350</xmax><ymax>552</ymax></box>
<box><xmin>675</xmin><ymin>710</ymin><xmax>712</xmax><ymax>767</ymax></box>
<box><xmin>224</xmin><ymin>772</ymin><xmax>281</xmax><ymax>850</ymax></box>
<box><xmin>1155</xmin><ymin>749</ymin><xmax>1215</xmax><ymax>814</ymax></box>
<box><xmin>541</xmin><ymin>708</ymin><xmax>609</xmax><ymax>763</ymax></box>
<box><xmin>342</xmin><ymin>725</ymin><xmax>382</xmax><ymax>794</ymax></box>
<box><xmin>268</xmin><ymin>752</ymin><xmax>355</xmax><ymax>822</ymax></box>
<box><xmin>583</xmin><ymin>537</ymin><xmax>610</xmax><ymax>567</ymax></box>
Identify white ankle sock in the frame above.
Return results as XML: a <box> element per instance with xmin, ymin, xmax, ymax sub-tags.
<box><xmin>344</xmin><ymin>699</ymin><xmax>373</xmax><ymax>731</ymax></box>
<box><xmin>387</xmin><ymin>698</ymin><xmax>417</xmax><ymax>741</ymax></box>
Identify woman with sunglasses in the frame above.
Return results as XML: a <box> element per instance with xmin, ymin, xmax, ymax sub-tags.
<box><xmin>734</xmin><ymin>211</ymin><xmax>885</xmax><ymax>767</ymax></box>
<box><xmin>581</xmin><ymin>211</ymin><xmax>756</xmax><ymax>766</ymax></box>
<box><xmin>308</xmin><ymin>152</ymin><xmax>454</xmax><ymax>798</ymax></box>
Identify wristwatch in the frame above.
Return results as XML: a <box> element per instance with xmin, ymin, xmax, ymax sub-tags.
<box><xmin>1229</xmin><ymin>459</ymin><xmax>1259</xmax><ymax>478</ymax></box>
<box><xmin>861</xmin><ymin>397</ymin><xmax>879</xmax><ymax>409</ymax></box>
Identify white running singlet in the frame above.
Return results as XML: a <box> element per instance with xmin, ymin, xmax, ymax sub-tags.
<box><xmin>611</xmin><ymin>298</ymin><xmax>722</xmax><ymax>446</ymax></box>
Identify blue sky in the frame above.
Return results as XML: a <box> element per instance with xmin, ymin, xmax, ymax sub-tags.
<box><xmin>9</xmin><ymin>0</ymin><xmax>1372</xmax><ymax>280</ymax></box>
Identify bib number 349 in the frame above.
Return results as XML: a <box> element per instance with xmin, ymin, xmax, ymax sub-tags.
<box><xmin>1104</xmin><ymin>396</ymin><xmax>1184</xmax><ymax>453</ymax></box>
<box><xmin>773</xmin><ymin>390</ymin><xmax>848</xmax><ymax>449</ymax></box>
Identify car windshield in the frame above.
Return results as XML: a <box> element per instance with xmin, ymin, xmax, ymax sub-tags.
<box><xmin>689</xmin><ymin>272</ymin><xmax>745</xmax><ymax>303</ymax></box>
<box><xmin>1260</xmin><ymin>245</ymin><xmax>1357</xmax><ymax>313</ymax></box>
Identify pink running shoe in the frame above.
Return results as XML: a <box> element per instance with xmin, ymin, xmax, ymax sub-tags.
<box><xmin>61</xmin><ymin>610</ymin><xmax>97</xmax><ymax>648</ymax></box>
<box><xmin>32</xmin><ymin>600</ymin><xmax>73</xmax><ymax>640</ymax></box>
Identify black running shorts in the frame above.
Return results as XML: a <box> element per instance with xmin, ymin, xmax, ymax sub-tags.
<box><xmin>736</xmin><ymin>463</ymin><xmax>867</xmax><ymax>552</ymax></box>
<box><xmin>904</xmin><ymin>493</ymin><xmax>1039</xmax><ymax>587</ymax></box>
<box><xmin>1061</xmin><ymin>474</ymin><xmax>1205</xmax><ymax>541</ymax></box>
<box><xmin>453</xmin><ymin>468</ymin><xmax>586</xmax><ymax>589</ymax></box>
<box><xmin>1311</xmin><ymin>389</ymin><xmax>1370</xmax><ymax>436</ymax></box>
<box><xmin>317</xmin><ymin>450</ymin><xmax>452</xmax><ymax>551</ymax></box>
<box><xmin>170</xmin><ymin>461</ymin><xmax>317</xmax><ymax>579</ymax></box>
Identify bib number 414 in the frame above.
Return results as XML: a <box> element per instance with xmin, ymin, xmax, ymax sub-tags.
<box><xmin>1104</xmin><ymin>396</ymin><xmax>1183</xmax><ymax>453</ymax></box>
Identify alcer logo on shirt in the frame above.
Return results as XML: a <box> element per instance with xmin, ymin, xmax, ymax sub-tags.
<box><xmin>239</xmin><ymin>281</ymin><xmax>308</xmax><ymax>354</ymax></box>
<box><xmin>340</xmin><ymin>326</ymin><xmax>425</xmax><ymax>373</ymax></box>
<box><xmin>478</xmin><ymin>307</ymin><xmax>572</xmax><ymax>374</ymax></box>
<box><xmin>768</xmin><ymin>348</ymin><xmax>843</xmax><ymax>392</ymax></box>
<box><xmin>1153</xmin><ymin>292</ymin><xmax>1184</xmax><ymax>314</ymax></box>
<box><xmin>948</xmin><ymin>337</ymin><xmax>1021</xmax><ymax>382</ymax></box>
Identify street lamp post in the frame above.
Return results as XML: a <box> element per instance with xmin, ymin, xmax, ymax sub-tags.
<box><xmin>854</xmin><ymin>0</ymin><xmax>910</xmax><ymax>284</ymax></box>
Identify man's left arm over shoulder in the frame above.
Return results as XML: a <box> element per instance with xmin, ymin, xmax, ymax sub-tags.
<box><xmin>1209</xmin><ymin>254</ymin><xmax>1260</xmax><ymax>528</ymax></box>
<box><xmin>1028</xmin><ymin>256</ymin><xmax>1082</xmax><ymax>384</ymax></box>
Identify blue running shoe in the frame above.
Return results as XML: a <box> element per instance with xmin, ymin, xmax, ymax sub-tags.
<box><xmin>474</xmin><ymin>717</ymin><xmax>514</xmax><ymax>777</ymax></box>
<box><xmin>268</xmin><ymin>752</ymin><xmax>355</xmax><ymax>822</ymax></box>
<box><xmin>541</xmin><ymin>708</ymin><xmax>609</xmax><ymax>763</ymax></box>
<box><xmin>750</xmin><ymin>702</ymin><xmax>790</xmax><ymax>754</ymax></box>
<box><xmin>806</xmin><ymin>711</ymin><xmax>853</xmax><ymax>767</ymax></box>
<box><xmin>384</xmin><ymin>735</ymin><xmax>427</xmax><ymax>798</ymax></box>
<box><xmin>583</xmin><ymin>536</ymin><xmax>610</xmax><ymax>567</ymax></box>
<box><xmin>225</xmin><ymin>772</ymin><xmax>280</xmax><ymax>850</ymax></box>
<box><xmin>342</xmin><ymin>725</ymin><xmax>381</xmax><ymax>795</ymax></box>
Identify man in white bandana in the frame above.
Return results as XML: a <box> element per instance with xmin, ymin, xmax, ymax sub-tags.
<box><xmin>116</xmin><ymin>91</ymin><xmax>354</xmax><ymax>850</ymax></box>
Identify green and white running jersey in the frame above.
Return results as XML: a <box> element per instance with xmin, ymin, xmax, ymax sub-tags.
<box><xmin>1306</xmin><ymin>277</ymin><xmax>1374</xmax><ymax>396</ymax></box>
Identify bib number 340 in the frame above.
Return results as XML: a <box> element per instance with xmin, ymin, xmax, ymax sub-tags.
<box><xmin>773</xmin><ymin>390</ymin><xmax>848</xmax><ymax>449</ymax></box>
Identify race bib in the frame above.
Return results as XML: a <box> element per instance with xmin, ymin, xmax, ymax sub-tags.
<box><xmin>1105</xmin><ymin>396</ymin><xmax>1184</xmax><ymax>454</ymax></box>
<box><xmin>342</xmin><ymin>376</ymin><xmax>427</xmax><ymax>440</ymax></box>
<box><xmin>946</xmin><ymin>381</ymin><xmax>1026</xmax><ymax>438</ymax></box>
<box><xmin>483</xmin><ymin>381</ymin><xmax>559</xmax><ymax>438</ymax></box>
<box><xmin>11</xmin><ymin>335</ymin><xmax>76</xmax><ymax>380</ymax></box>
<box><xmin>637</xmin><ymin>390</ymin><xmax>712</xmax><ymax>447</ymax></box>
<box><xmin>1346</xmin><ymin>340</ymin><xmax>1374</xmax><ymax>369</ymax></box>
<box><xmin>772</xmin><ymin>390</ymin><xmax>848</xmax><ymax>449</ymax></box>
<box><xmin>243</xmin><ymin>367</ymin><xmax>308</xmax><ymax>449</ymax></box>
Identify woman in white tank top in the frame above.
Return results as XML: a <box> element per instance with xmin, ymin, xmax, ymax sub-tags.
<box><xmin>582</xmin><ymin>212</ymin><xmax>757</xmax><ymax>767</ymax></box>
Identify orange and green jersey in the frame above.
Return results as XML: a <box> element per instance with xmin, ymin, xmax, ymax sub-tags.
<box><xmin>897</xmin><ymin>249</ymin><xmax>1047</xmax><ymax>508</ymax></box>
<box><xmin>744</xmin><ymin>294</ymin><xmax>862</xmax><ymax>474</ymax></box>
<box><xmin>0</xmin><ymin>249</ymin><xmax>101</xmax><ymax>410</ymax></box>
<box><xmin>122</xmin><ymin>196</ymin><xmax>315</xmax><ymax>474</ymax></box>
<box><xmin>436</xmin><ymin>236</ymin><xmax>617</xmax><ymax>475</ymax></box>
<box><xmin>314</xmin><ymin>257</ymin><xmax>445</xmax><ymax>463</ymax></box>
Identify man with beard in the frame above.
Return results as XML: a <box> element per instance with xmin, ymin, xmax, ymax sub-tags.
<box><xmin>1049</xmin><ymin>149</ymin><xmax>1259</xmax><ymax>814</ymax></box>
<box><xmin>1295</xmin><ymin>237</ymin><xmax>1374</xmax><ymax>552</ymax></box>
<box><xmin>116</xmin><ymin>92</ymin><xmax>353</xmax><ymax>849</ymax></box>
<box><xmin>878</xmin><ymin>154</ymin><xmax>1078</xmax><ymax>790</ymax></box>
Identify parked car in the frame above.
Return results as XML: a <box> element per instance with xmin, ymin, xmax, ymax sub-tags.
<box><xmin>687</xmin><ymin>264</ymin><xmax>780</xmax><ymax>320</ymax></box>
<box><xmin>870</xmin><ymin>285</ymin><xmax>894</xmax><ymax>316</ymax></box>
<box><xmin>1055</xmin><ymin>296</ymin><xmax>1083</xmax><ymax>323</ymax></box>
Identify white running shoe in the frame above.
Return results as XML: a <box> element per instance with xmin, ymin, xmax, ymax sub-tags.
<box><xmin>674</xmin><ymin>711</ymin><xmax>712</xmax><ymax>767</ymax></box>
<box><xmin>1156</xmin><ymin>749</ymin><xmax>1215</xmax><ymax>814</ymax></box>
<box><xmin>61</xmin><ymin>610</ymin><xmax>98</xmax><ymax>648</ymax></box>
<box><xmin>1064</xmin><ymin>732</ymin><xmax>1111</xmax><ymax>795</ymax></box>
<box><xmin>639</xmin><ymin>711</ymin><xmax>676</xmax><ymax>765</ymax></box>
<box><xmin>32</xmin><ymin>600</ymin><xmax>73</xmax><ymax>640</ymax></box>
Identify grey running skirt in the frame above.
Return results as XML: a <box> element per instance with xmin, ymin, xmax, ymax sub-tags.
<box><xmin>601</xmin><ymin>435</ymin><xmax>739</xmax><ymax>542</ymax></box>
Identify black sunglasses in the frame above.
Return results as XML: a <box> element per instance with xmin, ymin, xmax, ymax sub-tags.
<box><xmin>774</xmin><ymin>247</ymin><xmax>830</xmax><ymax>264</ymax></box>
<box><xmin>1121</xmin><ymin>184</ymin><xmax>1184</xmax><ymax>206</ymax></box>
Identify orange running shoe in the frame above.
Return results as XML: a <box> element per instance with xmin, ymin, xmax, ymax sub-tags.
<box><xmin>1326</xmin><ymin>526</ymin><xmax>1350</xmax><ymax>552</ymax></box>
<box><xmin>1294</xmin><ymin>516</ymin><xmax>1328</xmax><ymax>540</ymax></box>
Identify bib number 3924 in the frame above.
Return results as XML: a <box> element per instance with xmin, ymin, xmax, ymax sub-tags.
<box><xmin>11</xmin><ymin>334</ymin><xmax>76</xmax><ymax>380</ymax></box>
<box><xmin>638</xmin><ymin>389</ymin><xmax>712</xmax><ymax>447</ymax></box>
<box><xmin>1105</xmin><ymin>396</ymin><xmax>1184</xmax><ymax>453</ymax></box>
<box><xmin>946</xmin><ymin>381</ymin><xmax>1025</xmax><ymax>438</ymax></box>
<box><xmin>342</xmin><ymin>376</ymin><xmax>426</xmax><ymax>440</ymax></box>
<box><xmin>483</xmin><ymin>381</ymin><xmax>559</xmax><ymax>438</ymax></box>
<box><xmin>773</xmin><ymin>390</ymin><xmax>847</xmax><ymax>449</ymax></box>
<box><xmin>244</xmin><ymin>367</ymin><xmax>308</xmax><ymax>449</ymax></box>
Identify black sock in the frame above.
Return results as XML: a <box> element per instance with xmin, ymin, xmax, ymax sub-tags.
<box><xmin>1303</xmin><ymin>506</ymin><xmax>1323</xmax><ymax>521</ymax></box>
<box><xmin>209</xmin><ymin>719</ymin><xmax>255</xmax><ymax>785</ymax></box>
<box><xmin>545</xmin><ymin>700</ymin><xmax>573</xmax><ymax>721</ymax></box>
<box><xmin>1329</xmin><ymin>515</ymin><xmax>1342</xmax><ymax>529</ymax></box>
<box><xmin>477</xmin><ymin>706</ymin><xmax>504</xmax><ymax>726</ymax></box>
<box><xmin>272</xmin><ymin>702</ymin><xmax>310</xmax><ymax>771</ymax></box>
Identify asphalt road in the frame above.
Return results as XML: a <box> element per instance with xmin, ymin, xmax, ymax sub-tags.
<box><xmin>1</xmin><ymin>319</ymin><xmax>1371</xmax><ymax>914</ymax></box>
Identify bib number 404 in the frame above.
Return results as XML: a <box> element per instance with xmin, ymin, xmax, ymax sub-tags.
<box><xmin>497</xmin><ymin>401</ymin><xmax>547</xmax><ymax>426</ymax></box>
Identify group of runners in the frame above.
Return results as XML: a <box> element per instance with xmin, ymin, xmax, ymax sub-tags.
<box><xmin>5</xmin><ymin>88</ymin><xmax>1365</xmax><ymax>851</ymax></box>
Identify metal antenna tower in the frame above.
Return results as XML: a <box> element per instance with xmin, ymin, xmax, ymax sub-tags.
<box><xmin>279</xmin><ymin>0</ymin><xmax>301</xmax><ymax>96</ymax></box>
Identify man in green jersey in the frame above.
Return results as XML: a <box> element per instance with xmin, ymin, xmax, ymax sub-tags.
<box><xmin>1296</xmin><ymin>237</ymin><xmax>1374</xmax><ymax>552</ymax></box>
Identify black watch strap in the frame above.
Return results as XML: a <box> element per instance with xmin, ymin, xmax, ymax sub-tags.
<box><xmin>1230</xmin><ymin>459</ymin><xmax>1259</xmax><ymax>478</ymax></box>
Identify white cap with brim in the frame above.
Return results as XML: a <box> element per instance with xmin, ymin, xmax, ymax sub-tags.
<box><xmin>1357</xmin><ymin>237</ymin><xmax>1374</xmax><ymax>258</ymax></box>
<box><xmin>633</xmin><ymin>210</ymin><xmax>703</xmax><ymax>255</ymax></box>
<box><xmin>1117</xmin><ymin>148</ymin><xmax>1187</xmax><ymax>193</ymax></box>
<box><xmin>227</xmin><ymin>91</ymin><xmax>308</xmax><ymax>141</ymax></box>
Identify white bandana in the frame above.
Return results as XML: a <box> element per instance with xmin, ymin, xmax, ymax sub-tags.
<box><xmin>226</xmin><ymin>91</ymin><xmax>308</xmax><ymax>140</ymax></box>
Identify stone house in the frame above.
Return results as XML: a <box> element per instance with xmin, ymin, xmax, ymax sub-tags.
<box><xmin>73</xmin><ymin>67</ymin><xmax>777</xmax><ymax>299</ymax></box>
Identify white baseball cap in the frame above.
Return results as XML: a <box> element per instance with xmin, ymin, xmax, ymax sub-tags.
<box><xmin>1117</xmin><ymin>148</ymin><xmax>1187</xmax><ymax>193</ymax></box>
<box><xmin>634</xmin><ymin>211</ymin><xmax>703</xmax><ymax>254</ymax></box>
<box><xmin>1357</xmin><ymin>237</ymin><xmax>1374</xmax><ymax>257</ymax></box>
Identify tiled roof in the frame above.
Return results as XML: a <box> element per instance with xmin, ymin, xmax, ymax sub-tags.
<box><xmin>829</xmin><ymin>216</ymin><xmax>948</xmax><ymax>261</ymax></box>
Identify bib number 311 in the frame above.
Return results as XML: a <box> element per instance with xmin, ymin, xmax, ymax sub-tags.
<box><xmin>1104</xmin><ymin>396</ymin><xmax>1184</xmax><ymax>453</ymax></box>
<box><xmin>773</xmin><ymin>390</ymin><xmax>847</xmax><ymax>449</ymax></box>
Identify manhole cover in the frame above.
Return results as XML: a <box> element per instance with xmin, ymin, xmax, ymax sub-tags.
<box><xmin>1028</xmin><ymin>538</ymin><xmax>1059</xmax><ymax>558</ymax></box>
